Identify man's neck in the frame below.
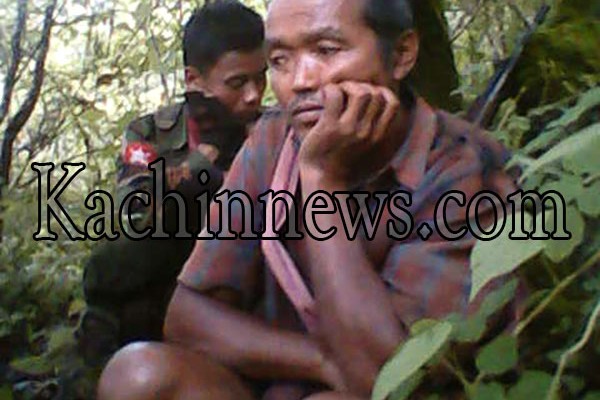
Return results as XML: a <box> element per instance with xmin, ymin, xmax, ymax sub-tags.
<box><xmin>391</xmin><ymin>103</ymin><xmax>415</xmax><ymax>149</ymax></box>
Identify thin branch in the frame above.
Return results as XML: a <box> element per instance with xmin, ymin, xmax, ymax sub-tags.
<box><xmin>16</xmin><ymin>147</ymin><xmax>113</xmax><ymax>190</ymax></box>
<box><xmin>545</xmin><ymin>298</ymin><xmax>600</xmax><ymax>400</ymax></box>
<box><xmin>0</xmin><ymin>0</ymin><xmax>28</xmax><ymax>127</ymax></box>
<box><xmin>53</xmin><ymin>11</ymin><xmax>113</xmax><ymax>27</ymax></box>
<box><xmin>507</xmin><ymin>0</ymin><xmax>531</xmax><ymax>29</ymax></box>
<box><xmin>450</xmin><ymin>0</ymin><xmax>485</xmax><ymax>43</ymax></box>
<box><xmin>147</xmin><ymin>26</ymin><xmax>170</xmax><ymax>103</ymax></box>
<box><xmin>515</xmin><ymin>251</ymin><xmax>600</xmax><ymax>336</ymax></box>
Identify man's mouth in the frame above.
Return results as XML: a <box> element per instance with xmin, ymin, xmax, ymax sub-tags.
<box><xmin>291</xmin><ymin>103</ymin><xmax>324</xmax><ymax>125</ymax></box>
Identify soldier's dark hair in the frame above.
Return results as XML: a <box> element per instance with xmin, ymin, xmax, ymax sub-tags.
<box><xmin>362</xmin><ymin>0</ymin><xmax>414</xmax><ymax>66</ymax></box>
<box><xmin>183</xmin><ymin>0</ymin><xmax>264</xmax><ymax>73</ymax></box>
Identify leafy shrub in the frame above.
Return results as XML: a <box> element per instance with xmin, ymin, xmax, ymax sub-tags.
<box><xmin>373</xmin><ymin>86</ymin><xmax>600</xmax><ymax>400</ymax></box>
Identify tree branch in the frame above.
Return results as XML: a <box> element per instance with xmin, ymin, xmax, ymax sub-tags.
<box><xmin>0</xmin><ymin>0</ymin><xmax>28</xmax><ymax>128</ymax></box>
<box><xmin>450</xmin><ymin>0</ymin><xmax>485</xmax><ymax>43</ymax></box>
<box><xmin>546</xmin><ymin>298</ymin><xmax>600</xmax><ymax>400</ymax></box>
<box><xmin>515</xmin><ymin>251</ymin><xmax>600</xmax><ymax>337</ymax></box>
<box><xmin>1</xmin><ymin>0</ymin><xmax>57</xmax><ymax>187</ymax></box>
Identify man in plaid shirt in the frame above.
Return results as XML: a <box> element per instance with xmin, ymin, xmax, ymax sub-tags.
<box><xmin>98</xmin><ymin>0</ymin><xmax>518</xmax><ymax>399</ymax></box>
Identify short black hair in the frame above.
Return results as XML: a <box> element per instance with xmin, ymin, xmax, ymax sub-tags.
<box><xmin>362</xmin><ymin>0</ymin><xmax>414</xmax><ymax>65</ymax></box>
<box><xmin>183</xmin><ymin>0</ymin><xmax>264</xmax><ymax>73</ymax></box>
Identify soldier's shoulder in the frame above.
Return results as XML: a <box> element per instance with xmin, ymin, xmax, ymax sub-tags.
<box><xmin>126</xmin><ymin>103</ymin><xmax>185</xmax><ymax>140</ymax></box>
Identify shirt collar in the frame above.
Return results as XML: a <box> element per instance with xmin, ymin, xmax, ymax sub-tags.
<box><xmin>390</xmin><ymin>97</ymin><xmax>438</xmax><ymax>191</ymax></box>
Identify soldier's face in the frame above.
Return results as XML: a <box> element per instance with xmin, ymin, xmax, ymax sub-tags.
<box><xmin>186</xmin><ymin>49</ymin><xmax>267</xmax><ymax>124</ymax></box>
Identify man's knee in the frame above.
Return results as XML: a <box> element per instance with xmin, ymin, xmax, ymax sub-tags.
<box><xmin>98</xmin><ymin>342</ymin><xmax>255</xmax><ymax>400</ymax></box>
<box><xmin>98</xmin><ymin>342</ymin><xmax>177</xmax><ymax>400</ymax></box>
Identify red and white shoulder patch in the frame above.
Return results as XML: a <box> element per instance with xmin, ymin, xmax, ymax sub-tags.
<box><xmin>123</xmin><ymin>142</ymin><xmax>158</xmax><ymax>166</ymax></box>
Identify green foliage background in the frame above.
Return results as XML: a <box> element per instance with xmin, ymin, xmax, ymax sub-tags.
<box><xmin>0</xmin><ymin>0</ymin><xmax>598</xmax><ymax>399</ymax></box>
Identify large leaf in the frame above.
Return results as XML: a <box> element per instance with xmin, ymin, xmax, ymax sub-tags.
<box><xmin>546</xmin><ymin>87</ymin><xmax>600</xmax><ymax>130</ymax></box>
<box><xmin>470</xmin><ymin>213</ymin><xmax>545</xmax><ymax>302</ymax></box>
<box><xmin>539</xmin><ymin>174</ymin><xmax>584</xmax><ymax>204</ymax></box>
<box><xmin>454</xmin><ymin>279</ymin><xmax>519</xmax><ymax>343</ymax></box>
<box><xmin>473</xmin><ymin>382</ymin><xmax>507</xmax><ymax>400</ymax></box>
<box><xmin>476</xmin><ymin>335</ymin><xmax>518</xmax><ymax>376</ymax></box>
<box><xmin>507</xmin><ymin>371</ymin><xmax>553</xmax><ymax>400</ymax></box>
<box><xmin>389</xmin><ymin>370</ymin><xmax>425</xmax><ymax>400</ymax></box>
<box><xmin>578</xmin><ymin>181</ymin><xmax>600</xmax><ymax>217</ymax></box>
<box><xmin>372</xmin><ymin>322</ymin><xmax>453</xmax><ymax>400</ymax></box>
<box><xmin>543</xmin><ymin>205</ymin><xmax>585</xmax><ymax>262</ymax></box>
<box><xmin>520</xmin><ymin>123</ymin><xmax>600</xmax><ymax>182</ymax></box>
<box><xmin>10</xmin><ymin>355</ymin><xmax>53</xmax><ymax>377</ymax></box>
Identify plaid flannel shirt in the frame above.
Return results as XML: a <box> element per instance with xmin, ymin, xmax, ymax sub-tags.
<box><xmin>178</xmin><ymin>97</ymin><xmax>518</xmax><ymax>331</ymax></box>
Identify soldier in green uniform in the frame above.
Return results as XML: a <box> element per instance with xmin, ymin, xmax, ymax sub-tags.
<box><xmin>78</xmin><ymin>0</ymin><xmax>267</xmax><ymax>367</ymax></box>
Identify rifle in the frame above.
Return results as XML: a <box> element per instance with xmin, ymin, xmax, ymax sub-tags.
<box><xmin>466</xmin><ymin>3</ymin><xmax>551</xmax><ymax>127</ymax></box>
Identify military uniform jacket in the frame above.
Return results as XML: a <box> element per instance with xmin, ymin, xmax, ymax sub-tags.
<box><xmin>117</xmin><ymin>102</ymin><xmax>229</xmax><ymax>235</ymax></box>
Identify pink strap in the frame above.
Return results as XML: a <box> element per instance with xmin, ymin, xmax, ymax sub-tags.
<box><xmin>261</xmin><ymin>133</ymin><xmax>317</xmax><ymax>332</ymax></box>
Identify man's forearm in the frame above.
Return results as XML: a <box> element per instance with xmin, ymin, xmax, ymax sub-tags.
<box><xmin>164</xmin><ymin>284</ymin><xmax>334</xmax><ymax>385</ymax></box>
<box><xmin>301</xmin><ymin>169</ymin><xmax>405</xmax><ymax>395</ymax></box>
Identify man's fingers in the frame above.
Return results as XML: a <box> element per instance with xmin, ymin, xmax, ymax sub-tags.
<box><xmin>322</xmin><ymin>84</ymin><xmax>344</xmax><ymax>120</ymax></box>
<box><xmin>338</xmin><ymin>82</ymin><xmax>373</xmax><ymax>135</ymax></box>
<box><xmin>319</xmin><ymin>82</ymin><xmax>398</xmax><ymax>142</ymax></box>
<box><xmin>357</xmin><ymin>90</ymin><xmax>385</xmax><ymax>139</ymax></box>
<box><xmin>372</xmin><ymin>87</ymin><xmax>400</xmax><ymax>142</ymax></box>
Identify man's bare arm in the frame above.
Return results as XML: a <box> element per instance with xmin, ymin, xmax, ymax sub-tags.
<box><xmin>301</xmin><ymin>172</ymin><xmax>405</xmax><ymax>396</ymax></box>
<box><xmin>164</xmin><ymin>284</ymin><xmax>345</xmax><ymax>387</ymax></box>
<box><xmin>297</xmin><ymin>83</ymin><xmax>409</xmax><ymax>396</ymax></box>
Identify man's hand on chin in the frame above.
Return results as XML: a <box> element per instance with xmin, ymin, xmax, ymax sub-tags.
<box><xmin>298</xmin><ymin>82</ymin><xmax>402</xmax><ymax>190</ymax></box>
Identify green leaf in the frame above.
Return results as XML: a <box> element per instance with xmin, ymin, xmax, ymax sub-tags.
<box><xmin>10</xmin><ymin>355</ymin><xmax>53</xmax><ymax>376</ymax></box>
<box><xmin>135</xmin><ymin>2</ymin><xmax>153</xmax><ymax>21</ymax></box>
<box><xmin>520</xmin><ymin>123</ymin><xmax>600</xmax><ymax>182</ymax></box>
<box><xmin>454</xmin><ymin>279</ymin><xmax>518</xmax><ymax>343</ymax></box>
<box><xmin>582</xmin><ymin>392</ymin><xmax>600</xmax><ymax>400</ymax></box>
<box><xmin>578</xmin><ymin>181</ymin><xmax>600</xmax><ymax>217</ymax></box>
<box><xmin>372</xmin><ymin>322</ymin><xmax>453</xmax><ymax>400</ymax></box>
<box><xmin>543</xmin><ymin>205</ymin><xmax>585</xmax><ymax>262</ymax></box>
<box><xmin>562</xmin><ymin>375</ymin><xmax>585</xmax><ymax>395</ymax></box>
<box><xmin>410</xmin><ymin>319</ymin><xmax>439</xmax><ymax>336</ymax></box>
<box><xmin>546</xmin><ymin>87</ymin><xmax>600</xmax><ymax>130</ymax></box>
<box><xmin>47</xmin><ymin>327</ymin><xmax>75</xmax><ymax>355</ymax></box>
<box><xmin>472</xmin><ymin>382</ymin><xmax>506</xmax><ymax>400</ymax></box>
<box><xmin>389</xmin><ymin>370</ymin><xmax>425</xmax><ymax>400</ymax></box>
<box><xmin>0</xmin><ymin>386</ymin><xmax>12</xmax><ymax>400</ymax></box>
<box><xmin>539</xmin><ymin>174</ymin><xmax>584</xmax><ymax>204</ymax></box>
<box><xmin>476</xmin><ymin>335</ymin><xmax>518</xmax><ymax>376</ymax></box>
<box><xmin>563</xmin><ymin>145</ymin><xmax>600</xmax><ymax>175</ymax></box>
<box><xmin>453</xmin><ymin>316</ymin><xmax>487</xmax><ymax>343</ymax></box>
<box><xmin>478</xmin><ymin>279</ymin><xmax>519</xmax><ymax>318</ymax></box>
<box><xmin>522</xmin><ymin>127</ymin><xmax>563</xmax><ymax>155</ymax></box>
<box><xmin>507</xmin><ymin>371</ymin><xmax>553</xmax><ymax>400</ymax></box>
<box><xmin>470</xmin><ymin>213</ymin><xmax>544</xmax><ymax>302</ymax></box>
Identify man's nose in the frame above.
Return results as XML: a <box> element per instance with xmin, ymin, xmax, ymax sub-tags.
<box><xmin>291</xmin><ymin>56</ymin><xmax>319</xmax><ymax>93</ymax></box>
<box><xmin>243</xmin><ymin>82</ymin><xmax>260</xmax><ymax>106</ymax></box>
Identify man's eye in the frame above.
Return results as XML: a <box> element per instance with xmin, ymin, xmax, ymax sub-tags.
<box><xmin>269</xmin><ymin>55</ymin><xmax>288</xmax><ymax>68</ymax></box>
<box><xmin>317</xmin><ymin>45</ymin><xmax>341</xmax><ymax>57</ymax></box>
<box><xmin>227</xmin><ymin>78</ymin><xmax>247</xmax><ymax>90</ymax></box>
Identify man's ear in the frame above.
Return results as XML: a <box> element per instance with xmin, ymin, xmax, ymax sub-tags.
<box><xmin>391</xmin><ymin>30</ymin><xmax>419</xmax><ymax>81</ymax></box>
<box><xmin>185</xmin><ymin>66</ymin><xmax>207</xmax><ymax>92</ymax></box>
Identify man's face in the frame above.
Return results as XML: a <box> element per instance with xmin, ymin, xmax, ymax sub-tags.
<box><xmin>266</xmin><ymin>0</ymin><xmax>394</xmax><ymax>135</ymax></box>
<box><xmin>186</xmin><ymin>49</ymin><xmax>267</xmax><ymax>124</ymax></box>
